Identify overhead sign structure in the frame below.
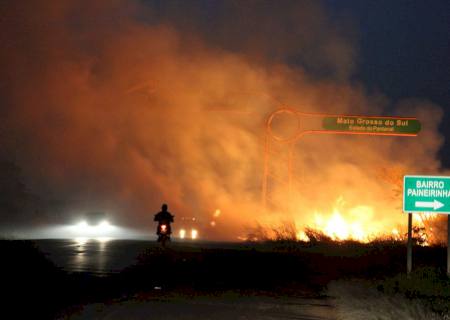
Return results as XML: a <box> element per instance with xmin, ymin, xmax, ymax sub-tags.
<box><xmin>403</xmin><ymin>175</ymin><xmax>450</xmax><ymax>213</ymax></box>
<box><xmin>322</xmin><ymin>116</ymin><xmax>421</xmax><ymax>136</ymax></box>
<box><xmin>263</xmin><ymin>108</ymin><xmax>421</xmax><ymax>209</ymax></box>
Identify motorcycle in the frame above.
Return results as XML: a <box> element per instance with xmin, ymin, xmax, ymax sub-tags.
<box><xmin>157</xmin><ymin>223</ymin><xmax>171</xmax><ymax>247</ymax></box>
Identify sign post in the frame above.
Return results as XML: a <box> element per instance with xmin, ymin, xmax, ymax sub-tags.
<box><xmin>448</xmin><ymin>217</ymin><xmax>450</xmax><ymax>277</ymax></box>
<box><xmin>406</xmin><ymin>212</ymin><xmax>412</xmax><ymax>275</ymax></box>
<box><xmin>403</xmin><ymin>175</ymin><xmax>450</xmax><ymax>276</ymax></box>
<box><xmin>407</xmin><ymin>213</ymin><xmax>412</xmax><ymax>275</ymax></box>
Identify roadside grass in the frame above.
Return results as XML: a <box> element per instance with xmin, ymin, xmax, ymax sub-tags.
<box><xmin>328</xmin><ymin>280</ymin><xmax>445</xmax><ymax>320</ymax></box>
<box><xmin>377</xmin><ymin>267</ymin><xmax>450</xmax><ymax>315</ymax></box>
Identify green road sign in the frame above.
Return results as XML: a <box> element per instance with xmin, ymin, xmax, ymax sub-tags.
<box><xmin>403</xmin><ymin>175</ymin><xmax>450</xmax><ymax>213</ymax></box>
<box><xmin>322</xmin><ymin>116</ymin><xmax>421</xmax><ymax>135</ymax></box>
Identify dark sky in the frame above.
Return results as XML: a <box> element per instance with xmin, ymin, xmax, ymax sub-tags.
<box><xmin>323</xmin><ymin>0</ymin><xmax>450</xmax><ymax>167</ymax></box>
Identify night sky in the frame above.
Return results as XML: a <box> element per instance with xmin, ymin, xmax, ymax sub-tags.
<box><xmin>325</xmin><ymin>0</ymin><xmax>450</xmax><ymax>167</ymax></box>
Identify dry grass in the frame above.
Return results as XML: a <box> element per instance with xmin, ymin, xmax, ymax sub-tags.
<box><xmin>246</xmin><ymin>220</ymin><xmax>298</xmax><ymax>241</ymax></box>
<box><xmin>328</xmin><ymin>280</ymin><xmax>446</xmax><ymax>320</ymax></box>
<box><xmin>247</xmin><ymin>222</ymin><xmax>436</xmax><ymax>248</ymax></box>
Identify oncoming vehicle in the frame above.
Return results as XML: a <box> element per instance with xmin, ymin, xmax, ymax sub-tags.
<box><xmin>177</xmin><ymin>216</ymin><xmax>199</xmax><ymax>240</ymax></box>
<box><xmin>72</xmin><ymin>211</ymin><xmax>113</xmax><ymax>238</ymax></box>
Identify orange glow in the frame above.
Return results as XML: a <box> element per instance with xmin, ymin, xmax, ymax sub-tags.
<box><xmin>290</xmin><ymin>197</ymin><xmax>440</xmax><ymax>245</ymax></box>
<box><xmin>295</xmin><ymin>197</ymin><xmax>407</xmax><ymax>243</ymax></box>
<box><xmin>313</xmin><ymin>209</ymin><xmax>372</xmax><ymax>242</ymax></box>
<box><xmin>2</xmin><ymin>1</ymin><xmax>443</xmax><ymax>243</ymax></box>
<box><xmin>296</xmin><ymin>231</ymin><xmax>309</xmax><ymax>242</ymax></box>
<box><xmin>213</xmin><ymin>209</ymin><xmax>221</xmax><ymax>218</ymax></box>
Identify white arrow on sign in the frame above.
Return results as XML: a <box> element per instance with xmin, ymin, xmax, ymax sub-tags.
<box><xmin>415</xmin><ymin>200</ymin><xmax>444</xmax><ymax>210</ymax></box>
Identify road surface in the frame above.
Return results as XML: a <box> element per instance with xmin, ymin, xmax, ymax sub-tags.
<box><xmin>66</xmin><ymin>292</ymin><xmax>335</xmax><ymax>320</ymax></box>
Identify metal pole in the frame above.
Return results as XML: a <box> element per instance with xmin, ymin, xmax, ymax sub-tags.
<box><xmin>407</xmin><ymin>212</ymin><xmax>412</xmax><ymax>276</ymax></box>
<box><xmin>287</xmin><ymin>142</ymin><xmax>294</xmax><ymax>201</ymax></box>
<box><xmin>262</xmin><ymin>132</ymin><xmax>270</xmax><ymax>209</ymax></box>
<box><xmin>447</xmin><ymin>215</ymin><xmax>450</xmax><ymax>277</ymax></box>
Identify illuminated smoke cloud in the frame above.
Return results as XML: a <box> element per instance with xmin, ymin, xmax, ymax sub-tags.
<box><xmin>0</xmin><ymin>1</ymin><xmax>445</xmax><ymax>240</ymax></box>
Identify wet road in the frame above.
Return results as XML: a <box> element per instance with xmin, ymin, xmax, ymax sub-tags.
<box><xmin>33</xmin><ymin>239</ymin><xmax>257</xmax><ymax>275</ymax></box>
<box><xmin>66</xmin><ymin>293</ymin><xmax>336</xmax><ymax>320</ymax></box>
<box><xmin>34</xmin><ymin>239</ymin><xmax>151</xmax><ymax>275</ymax></box>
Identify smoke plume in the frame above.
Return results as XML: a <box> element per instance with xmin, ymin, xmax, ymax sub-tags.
<box><xmin>0</xmin><ymin>0</ymin><xmax>444</xmax><ymax>240</ymax></box>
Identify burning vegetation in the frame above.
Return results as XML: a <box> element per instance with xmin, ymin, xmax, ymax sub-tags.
<box><xmin>244</xmin><ymin>195</ymin><xmax>447</xmax><ymax>246</ymax></box>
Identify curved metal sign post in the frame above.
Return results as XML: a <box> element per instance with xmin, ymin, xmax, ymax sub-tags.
<box><xmin>262</xmin><ymin>108</ymin><xmax>421</xmax><ymax>208</ymax></box>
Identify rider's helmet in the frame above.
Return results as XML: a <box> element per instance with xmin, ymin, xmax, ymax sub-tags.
<box><xmin>161</xmin><ymin>203</ymin><xmax>168</xmax><ymax>211</ymax></box>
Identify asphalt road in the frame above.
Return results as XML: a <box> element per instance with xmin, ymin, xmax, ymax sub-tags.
<box><xmin>66</xmin><ymin>293</ymin><xmax>335</xmax><ymax>320</ymax></box>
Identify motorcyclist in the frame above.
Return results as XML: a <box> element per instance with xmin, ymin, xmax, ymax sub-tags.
<box><xmin>154</xmin><ymin>203</ymin><xmax>174</xmax><ymax>238</ymax></box>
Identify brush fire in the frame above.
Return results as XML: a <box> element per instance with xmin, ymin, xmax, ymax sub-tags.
<box><xmin>0</xmin><ymin>0</ymin><xmax>447</xmax><ymax>244</ymax></box>
<box><xmin>241</xmin><ymin>193</ymin><xmax>444</xmax><ymax>246</ymax></box>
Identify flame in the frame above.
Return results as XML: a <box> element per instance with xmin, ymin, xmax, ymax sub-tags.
<box><xmin>235</xmin><ymin>196</ymin><xmax>442</xmax><ymax>245</ymax></box>
<box><xmin>298</xmin><ymin>198</ymin><xmax>439</xmax><ymax>245</ymax></box>
<box><xmin>305</xmin><ymin>199</ymin><xmax>394</xmax><ymax>242</ymax></box>
<box><xmin>312</xmin><ymin>208</ymin><xmax>376</xmax><ymax>242</ymax></box>
<box><xmin>324</xmin><ymin>211</ymin><xmax>350</xmax><ymax>240</ymax></box>
<box><xmin>392</xmin><ymin>228</ymin><xmax>399</xmax><ymax>235</ymax></box>
<box><xmin>415</xmin><ymin>212</ymin><xmax>437</xmax><ymax>224</ymax></box>
<box><xmin>412</xmin><ymin>212</ymin><xmax>438</xmax><ymax>246</ymax></box>
<box><xmin>296</xmin><ymin>230</ymin><xmax>309</xmax><ymax>242</ymax></box>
